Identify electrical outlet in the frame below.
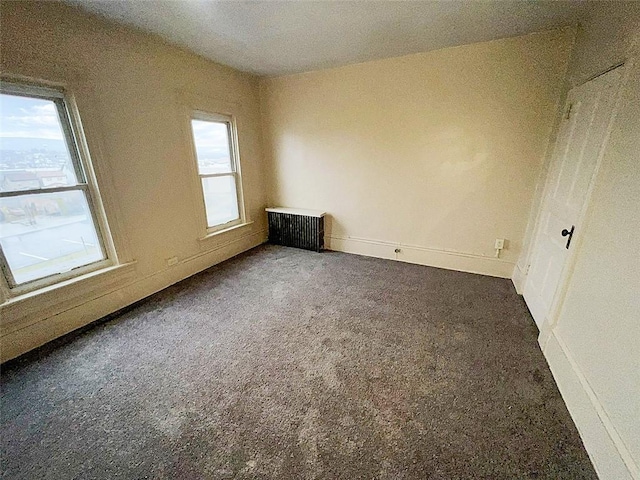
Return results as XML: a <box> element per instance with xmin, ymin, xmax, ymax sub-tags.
<box><xmin>167</xmin><ymin>256</ymin><xmax>179</xmax><ymax>267</ymax></box>
<box><xmin>494</xmin><ymin>239</ymin><xmax>505</xmax><ymax>250</ymax></box>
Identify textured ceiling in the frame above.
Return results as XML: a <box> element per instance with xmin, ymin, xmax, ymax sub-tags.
<box><xmin>66</xmin><ymin>1</ymin><xmax>605</xmax><ymax>77</ymax></box>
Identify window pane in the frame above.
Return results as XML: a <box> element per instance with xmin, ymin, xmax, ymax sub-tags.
<box><xmin>191</xmin><ymin>119</ymin><xmax>233</xmax><ymax>174</ymax></box>
<box><xmin>0</xmin><ymin>94</ymin><xmax>79</xmax><ymax>192</ymax></box>
<box><xmin>201</xmin><ymin>175</ymin><xmax>239</xmax><ymax>228</ymax></box>
<box><xmin>0</xmin><ymin>190</ymin><xmax>105</xmax><ymax>285</ymax></box>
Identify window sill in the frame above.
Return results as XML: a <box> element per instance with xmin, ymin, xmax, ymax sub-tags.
<box><xmin>198</xmin><ymin>221</ymin><xmax>254</xmax><ymax>248</ymax></box>
<box><xmin>1</xmin><ymin>261</ymin><xmax>137</xmax><ymax>333</ymax></box>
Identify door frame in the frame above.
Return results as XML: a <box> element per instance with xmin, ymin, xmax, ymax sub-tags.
<box><xmin>521</xmin><ymin>61</ymin><xmax>632</xmax><ymax>345</ymax></box>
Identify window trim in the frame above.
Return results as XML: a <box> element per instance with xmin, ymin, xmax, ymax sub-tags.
<box><xmin>0</xmin><ymin>80</ymin><xmax>114</xmax><ymax>296</ymax></box>
<box><xmin>189</xmin><ymin>110</ymin><xmax>246</xmax><ymax>234</ymax></box>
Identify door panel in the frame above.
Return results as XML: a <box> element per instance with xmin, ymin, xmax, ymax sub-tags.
<box><xmin>523</xmin><ymin>67</ymin><xmax>623</xmax><ymax>329</ymax></box>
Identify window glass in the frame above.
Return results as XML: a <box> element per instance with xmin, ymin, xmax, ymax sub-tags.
<box><xmin>0</xmin><ymin>94</ymin><xmax>79</xmax><ymax>190</ymax></box>
<box><xmin>201</xmin><ymin>176</ymin><xmax>239</xmax><ymax>227</ymax></box>
<box><xmin>0</xmin><ymin>190</ymin><xmax>104</xmax><ymax>285</ymax></box>
<box><xmin>191</xmin><ymin>120</ymin><xmax>232</xmax><ymax>174</ymax></box>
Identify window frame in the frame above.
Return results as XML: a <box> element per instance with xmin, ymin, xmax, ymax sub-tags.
<box><xmin>0</xmin><ymin>80</ymin><xmax>113</xmax><ymax>295</ymax></box>
<box><xmin>188</xmin><ymin>110</ymin><xmax>246</xmax><ymax>234</ymax></box>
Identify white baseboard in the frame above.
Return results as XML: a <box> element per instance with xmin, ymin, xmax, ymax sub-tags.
<box><xmin>1</xmin><ymin>229</ymin><xmax>268</xmax><ymax>363</ymax></box>
<box><xmin>326</xmin><ymin>234</ymin><xmax>515</xmax><ymax>278</ymax></box>
<box><xmin>542</xmin><ymin>331</ymin><xmax>638</xmax><ymax>480</ymax></box>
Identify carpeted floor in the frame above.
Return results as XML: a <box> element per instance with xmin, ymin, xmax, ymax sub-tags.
<box><xmin>1</xmin><ymin>245</ymin><xmax>596</xmax><ymax>479</ymax></box>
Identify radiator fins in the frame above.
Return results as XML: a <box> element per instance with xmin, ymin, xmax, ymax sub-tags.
<box><xmin>267</xmin><ymin>212</ymin><xmax>324</xmax><ymax>252</ymax></box>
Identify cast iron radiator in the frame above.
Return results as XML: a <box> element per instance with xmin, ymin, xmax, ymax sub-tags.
<box><xmin>266</xmin><ymin>207</ymin><xmax>326</xmax><ymax>252</ymax></box>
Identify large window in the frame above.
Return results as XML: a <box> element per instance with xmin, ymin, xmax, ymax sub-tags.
<box><xmin>0</xmin><ymin>81</ymin><xmax>108</xmax><ymax>290</ymax></box>
<box><xmin>189</xmin><ymin>113</ymin><xmax>244</xmax><ymax>232</ymax></box>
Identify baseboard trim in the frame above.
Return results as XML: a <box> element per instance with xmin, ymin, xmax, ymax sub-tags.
<box><xmin>326</xmin><ymin>234</ymin><xmax>515</xmax><ymax>278</ymax></box>
<box><xmin>543</xmin><ymin>331</ymin><xmax>638</xmax><ymax>480</ymax></box>
<box><xmin>1</xmin><ymin>229</ymin><xmax>268</xmax><ymax>363</ymax></box>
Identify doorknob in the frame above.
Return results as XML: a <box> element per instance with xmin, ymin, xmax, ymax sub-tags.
<box><xmin>561</xmin><ymin>225</ymin><xmax>575</xmax><ymax>249</ymax></box>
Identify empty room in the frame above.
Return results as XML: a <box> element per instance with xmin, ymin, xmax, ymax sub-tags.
<box><xmin>1</xmin><ymin>1</ymin><xmax>638</xmax><ymax>478</ymax></box>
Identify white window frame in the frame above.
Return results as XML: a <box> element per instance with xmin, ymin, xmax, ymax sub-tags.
<box><xmin>189</xmin><ymin>111</ymin><xmax>246</xmax><ymax>234</ymax></box>
<box><xmin>0</xmin><ymin>80</ymin><xmax>114</xmax><ymax>297</ymax></box>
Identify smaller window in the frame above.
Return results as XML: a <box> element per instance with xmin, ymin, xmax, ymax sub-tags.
<box><xmin>189</xmin><ymin>113</ymin><xmax>244</xmax><ymax>231</ymax></box>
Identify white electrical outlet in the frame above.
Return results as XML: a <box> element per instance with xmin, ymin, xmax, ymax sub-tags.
<box><xmin>167</xmin><ymin>256</ymin><xmax>179</xmax><ymax>266</ymax></box>
<box><xmin>494</xmin><ymin>238</ymin><xmax>505</xmax><ymax>250</ymax></box>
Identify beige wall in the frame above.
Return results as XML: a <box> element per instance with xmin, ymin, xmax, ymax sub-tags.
<box><xmin>0</xmin><ymin>2</ymin><xmax>268</xmax><ymax>361</ymax></box>
<box><xmin>527</xmin><ymin>6</ymin><xmax>640</xmax><ymax>479</ymax></box>
<box><xmin>260</xmin><ymin>29</ymin><xmax>573</xmax><ymax>277</ymax></box>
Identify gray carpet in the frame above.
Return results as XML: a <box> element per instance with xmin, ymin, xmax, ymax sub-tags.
<box><xmin>1</xmin><ymin>245</ymin><xmax>596</xmax><ymax>479</ymax></box>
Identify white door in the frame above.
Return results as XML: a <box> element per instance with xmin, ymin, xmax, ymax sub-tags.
<box><xmin>523</xmin><ymin>66</ymin><xmax>624</xmax><ymax>329</ymax></box>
